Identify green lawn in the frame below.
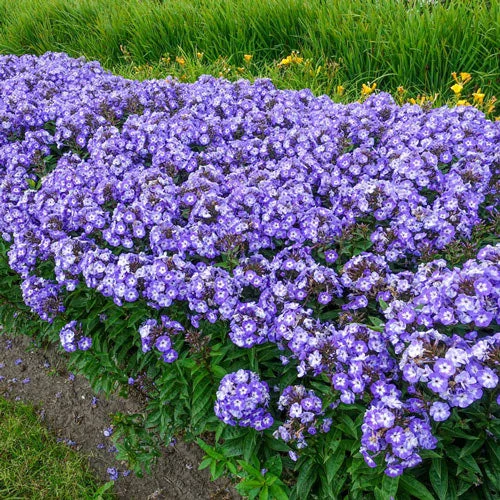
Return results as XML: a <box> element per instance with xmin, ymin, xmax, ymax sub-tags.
<box><xmin>0</xmin><ymin>397</ymin><xmax>114</xmax><ymax>500</ymax></box>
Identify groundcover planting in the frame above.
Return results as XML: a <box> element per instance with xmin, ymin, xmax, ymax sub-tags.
<box><xmin>0</xmin><ymin>52</ymin><xmax>498</xmax><ymax>499</ymax></box>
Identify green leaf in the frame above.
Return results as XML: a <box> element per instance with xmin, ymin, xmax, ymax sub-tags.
<box><xmin>419</xmin><ymin>449</ymin><xmax>442</xmax><ymax>459</ymax></box>
<box><xmin>456</xmin><ymin>480</ymin><xmax>473</xmax><ymax>497</ymax></box>
<box><xmin>368</xmin><ymin>316</ymin><xmax>385</xmax><ymax>328</ymax></box>
<box><xmin>210</xmin><ymin>459</ymin><xmax>217</xmax><ymax>478</ymax></box>
<box><xmin>382</xmin><ymin>474</ymin><xmax>400</xmax><ymax>498</ymax></box>
<box><xmin>93</xmin><ymin>480</ymin><xmax>115</xmax><ymax>499</ymax></box>
<box><xmin>338</xmin><ymin>414</ymin><xmax>359</xmax><ymax>439</ymax></box>
<box><xmin>236</xmin><ymin>479</ymin><xmax>265</xmax><ymax>493</ymax></box>
<box><xmin>264</xmin><ymin>435</ymin><xmax>290</xmax><ymax>452</ymax></box>
<box><xmin>196</xmin><ymin>439</ymin><xmax>224</xmax><ymax>460</ymax></box>
<box><xmin>264</xmin><ymin>456</ymin><xmax>282</xmax><ymax>477</ymax></box>
<box><xmin>429</xmin><ymin>459</ymin><xmax>448</xmax><ymax>500</ymax></box>
<box><xmin>331</xmin><ymin>473</ymin><xmax>348</xmax><ymax>497</ymax></box>
<box><xmin>399</xmin><ymin>475</ymin><xmax>435</xmax><ymax>500</ymax></box>
<box><xmin>198</xmin><ymin>457</ymin><xmax>212</xmax><ymax>470</ymax></box>
<box><xmin>459</xmin><ymin>437</ymin><xmax>485</xmax><ymax>458</ymax></box>
<box><xmin>237</xmin><ymin>460</ymin><xmax>263</xmax><ymax>478</ymax></box>
<box><xmin>269</xmin><ymin>484</ymin><xmax>289</xmax><ymax>500</ymax></box>
<box><xmin>447</xmin><ymin>446</ymin><xmax>481</xmax><ymax>475</ymax></box>
<box><xmin>483</xmin><ymin>462</ymin><xmax>500</xmax><ymax>492</ymax></box>
<box><xmin>259</xmin><ymin>485</ymin><xmax>269</xmax><ymax>500</ymax></box>
<box><xmin>215</xmin><ymin>422</ymin><xmax>225</xmax><ymax>443</ymax></box>
<box><xmin>487</xmin><ymin>440</ymin><xmax>500</xmax><ymax>466</ymax></box>
<box><xmin>295</xmin><ymin>459</ymin><xmax>318</xmax><ymax>499</ymax></box>
<box><xmin>324</xmin><ymin>445</ymin><xmax>345</xmax><ymax>484</ymax></box>
<box><xmin>211</xmin><ymin>364</ymin><xmax>227</xmax><ymax>378</ymax></box>
<box><xmin>213</xmin><ymin>460</ymin><xmax>226</xmax><ymax>480</ymax></box>
<box><xmin>242</xmin><ymin>431</ymin><xmax>257</xmax><ymax>462</ymax></box>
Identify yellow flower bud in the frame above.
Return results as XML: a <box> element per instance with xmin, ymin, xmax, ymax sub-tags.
<box><xmin>336</xmin><ymin>85</ymin><xmax>345</xmax><ymax>96</ymax></box>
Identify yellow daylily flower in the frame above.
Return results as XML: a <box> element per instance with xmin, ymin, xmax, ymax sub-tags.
<box><xmin>336</xmin><ymin>85</ymin><xmax>345</xmax><ymax>96</ymax></box>
<box><xmin>176</xmin><ymin>56</ymin><xmax>186</xmax><ymax>66</ymax></box>
<box><xmin>278</xmin><ymin>51</ymin><xmax>304</xmax><ymax>67</ymax></box>
<box><xmin>472</xmin><ymin>89</ymin><xmax>485</xmax><ymax>105</ymax></box>
<box><xmin>243</xmin><ymin>54</ymin><xmax>253</xmax><ymax>63</ymax></box>
<box><xmin>460</xmin><ymin>72</ymin><xmax>472</xmax><ymax>84</ymax></box>
<box><xmin>456</xmin><ymin>99</ymin><xmax>471</xmax><ymax>106</ymax></box>
<box><xmin>451</xmin><ymin>83</ymin><xmax>463</xmax><ymax>95</ymax></box>
<box><xmin>361</xmin><ymin>82</ymin><xmax>376</xmax><ymax>96</ymax></box>
<box><xmin>196</xmin><ymin>52</ymin><xmax>204</xmax><ymax>60</ymax></box>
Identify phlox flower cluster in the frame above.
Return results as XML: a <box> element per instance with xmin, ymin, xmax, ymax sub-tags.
<box><xmin>21</xmin><ymin>275</ymin><xmax>65</xmax><ymax>322</ymax></box>
<box><xmin>0</xmin><ymin>53</ymin><xmax>498</xmax><ymax>476</ymax></box>
<box><xmin>361</xmin><ymin>396</ymin><xmax>437</xmax><ymax>477</ymax></box>
<box><xmin>273</xmin><ymin>385</ymin><xmax>331</xmax><ymax>449</ymax></box>
<box><xmin>380</xmin><ymin>246</ymin><xmax>500</xmax><ymax>413</ymax></box>
<box><xmin>138</xmin><ymin>315</ymin><xmax>182</xmax><ymax>362</ymax></box>
<box><xmin>59</xmin><ymin>320</ymin><xmax>92</xmax><ymax>352</ymax></box>
<box><xmin>214</xmin><ymin>370</ymin><xmax>273</xmax><ymax>431</ymax></box>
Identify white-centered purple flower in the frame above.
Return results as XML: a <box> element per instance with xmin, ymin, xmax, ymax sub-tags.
<box><xmin>214</xmin><ymin>370</ymin><xmax>273</xmax><ymax>431</ymax></box>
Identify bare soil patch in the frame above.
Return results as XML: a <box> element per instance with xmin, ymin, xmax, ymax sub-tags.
<box><xmin>0</xmin><ymin>331</ymin><xmax>239</xmax><ymax>500</ymax></box>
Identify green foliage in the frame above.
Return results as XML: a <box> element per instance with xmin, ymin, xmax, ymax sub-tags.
<box><xmin>0</xmin><ymin>397</ymin><xmax>114</xmax><ymax>499</ymax></box>
<box><xmin>197</xmin><ymin>433</ymin><xmax>290</xmax><ymax>500</ymax></box>
<box><xmin>111</xmin><ymin>412</ymin><xmax>161</xmax><ymax>477</ymax></box>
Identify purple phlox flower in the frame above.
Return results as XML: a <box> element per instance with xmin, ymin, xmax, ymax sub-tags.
<box><xmin>429</xmin><ymin>401</ymin><xmax>450</xmax><ymax>422</ymax></box>
<box><xmin>107</xmin><ymin>467</ymin><xmax>119</xmax><ymax>481</ymax></box>
<box><xmin>434</xmin><ymin>358</ymin><xmax>455</xmax><ymax>378</ymax></box>
<box><xmin>476</xmin><ymin>368</ymin><xmax>498</xmax><ymax>389</ymax></box>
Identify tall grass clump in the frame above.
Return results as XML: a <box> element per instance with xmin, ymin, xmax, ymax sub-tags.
<box><xmin>0</xmin><ymin>0</ymin><xmax>497</xmax><ymax>96</ymax></box>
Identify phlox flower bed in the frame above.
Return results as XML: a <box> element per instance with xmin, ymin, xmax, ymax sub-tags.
<box><xmin>0</xmin><ymin>53</ymin><xmax>498</xmax><ymax>497</ymax></box>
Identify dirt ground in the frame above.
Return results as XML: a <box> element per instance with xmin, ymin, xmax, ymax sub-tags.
<box><xmin>0</xmin><ymin>330</ymin><xmax>240</xmax><ymax>500</ymax></box>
